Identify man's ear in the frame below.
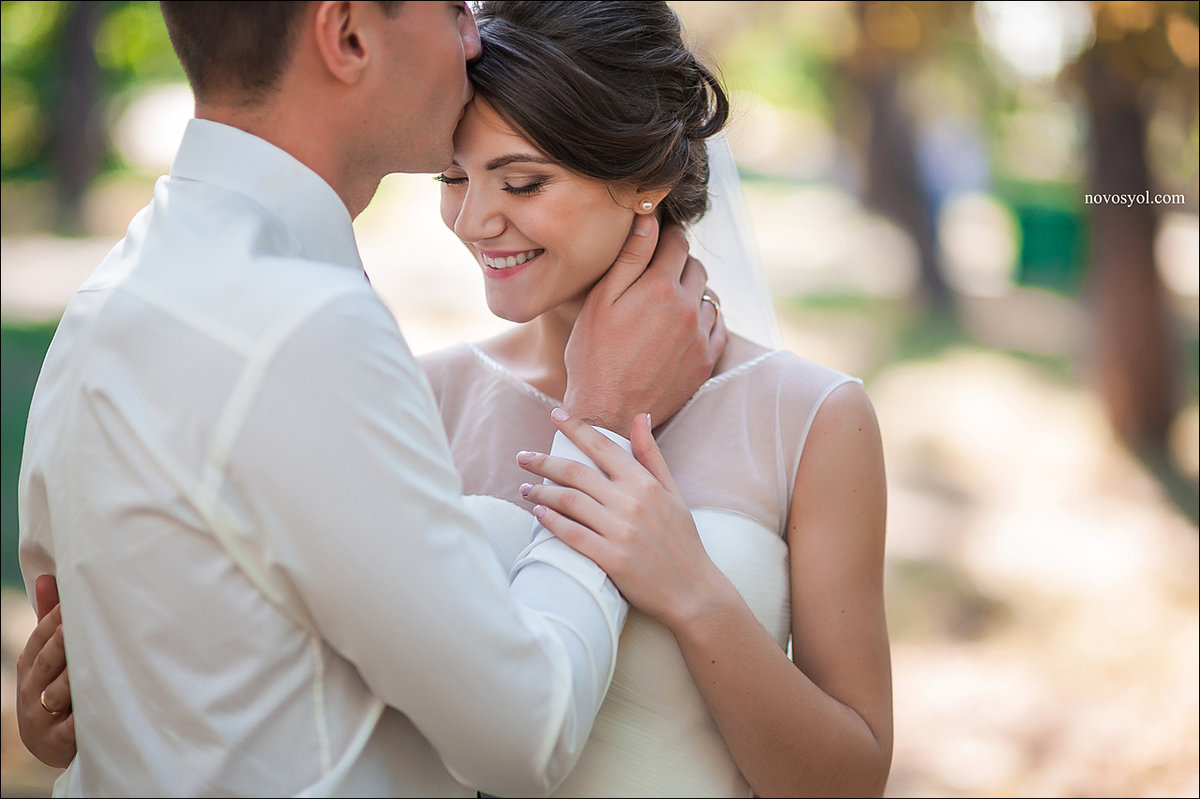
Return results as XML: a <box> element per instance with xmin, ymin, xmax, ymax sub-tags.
<box><xmin>312</xmin><ymin>0</ymin><xmax>372</xmax><ymax>85</ymax></box>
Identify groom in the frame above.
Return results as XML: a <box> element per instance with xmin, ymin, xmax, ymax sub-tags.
<box><xmin>16</xmin><ymin>2</ymin><xmax>724</xmax><ymax>796</ymax></box>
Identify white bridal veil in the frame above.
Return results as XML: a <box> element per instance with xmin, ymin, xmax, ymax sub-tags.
<box><xmin>686</xmin><ymin>131</ymin><xmax>782</xmax><ymax>348</ymax></box>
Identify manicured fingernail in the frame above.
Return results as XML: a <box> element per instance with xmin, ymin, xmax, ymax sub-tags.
<box><xmin>645</xmin><ymin>412</ymin><xmax>652</xmax><ymax>427</ymax></box>
<box><xmin>533</xmin><ymin>505</ymin><xmax>547</xmax><ymax>520</ymax></box>
<box><xmin>520</xmin><ymin>482</ymin><xmax>533</xmax><ymax>497</ymax></box>
<box><xmin>551</xmin><ymin>408</ymin><xmax>569</xmax><ymax>423</ymax></box>
<box><xmin>632</xmin><ymin>215</ymin><xmax>651</xmax><ymax>236</ymax></box>
<box><xmin>517</xmin><ymin>451</ymin><xmax>535</xmax><ymax>466</ymax></box>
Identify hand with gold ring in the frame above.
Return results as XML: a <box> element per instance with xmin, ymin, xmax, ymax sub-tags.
<box><xmin>17</xmin><ymin>575</ymin><xmax>76</xmax><ymax>768</ymax></box>
<box><xmin>41</xmin><ymin>689</ymin><xmax>67</xmax><ymax>717</ymax></box>
<box><xmin>700</xmin><ymin>291</ymin><xmax>721</xmax><ymax>317</ymax></box>
<box><xmin>563</xmin><ymin>218</ymin><xmax>727</xmax><ymax>434</ymax></box>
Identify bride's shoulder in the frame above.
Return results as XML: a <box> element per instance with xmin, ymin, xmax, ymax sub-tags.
<box><xmin>721</xmin><ymin>334</ymin><xmax>860</xmax><ymax>397</ymax></box>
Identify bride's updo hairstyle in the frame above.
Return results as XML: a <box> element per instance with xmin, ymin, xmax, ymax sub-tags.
<box><xmin>469</xmin><ymin>0</ymin><xmax>729</xmax><ymax>226</ymax></box>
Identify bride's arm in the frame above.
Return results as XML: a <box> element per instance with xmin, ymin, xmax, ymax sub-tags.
<box><xmin>665</xmin><ymin>382</ymin><xmax>891</xmax><ymax>796</ymax></box>
<box><xmin>518</xmin><ymin>388</ymin><xmax>893</xmax><ymax>797</ymax></box>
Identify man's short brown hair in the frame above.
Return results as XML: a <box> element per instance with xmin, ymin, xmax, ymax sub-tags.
<box><xmin>159</xmin><ymin>1</ymin><xmax>402</xmax><ymax>104</ymax></box>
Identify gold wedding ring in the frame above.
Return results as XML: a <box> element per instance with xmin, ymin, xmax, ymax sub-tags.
<box><xmin>40</xmin><ymin>690</ymin><xmax>66</xmax><ymax>717</ymax></box>
<box><xmin>701</xmin><ymin>292</ymin><xmax>721</xmax><ymax>316</ymax></box>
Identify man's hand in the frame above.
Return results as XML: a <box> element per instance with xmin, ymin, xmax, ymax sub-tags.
<box><xmin>563</xmin><ymin>215</ymin><xmax>727</xmax><ymax>435</ymax></box>
<box><xmin>16</xmin><ymin>574</ymin><xmax>75</xmax><ymax>768</ymax></box>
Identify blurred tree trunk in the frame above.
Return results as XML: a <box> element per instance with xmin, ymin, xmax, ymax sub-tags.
<box><xmin>53</xmin><ymin>1</ymin><xmax>106</xmax><ymax>235</ymax></box>
<box><xmin>847</xmin><ymin>0</ymin><xmax>954</xmax><ymax>313</ymax></box>
<box><xmin>1073</xmin><ymin>10</ymin><xmax>1183</xmax><ymax>456</ymax></box>
<box><xmin>857</xmin><ymin>67</ymin><xmax>952</xmax><ymax>311</ymax></box>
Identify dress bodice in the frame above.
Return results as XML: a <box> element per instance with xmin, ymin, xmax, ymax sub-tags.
<box><xmin>421</xmin><ymin>340</ymin><xmax>857</xmax><ymax>797</ymax></box>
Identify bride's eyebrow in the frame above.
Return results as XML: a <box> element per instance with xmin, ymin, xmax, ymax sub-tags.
<box><xmin>485</xmin><ymin>153</ymin><xmax>556</xmax><ymax>170</ymax></box>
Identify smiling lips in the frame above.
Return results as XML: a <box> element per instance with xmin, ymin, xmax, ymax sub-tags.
<box><xmin>481</xmin><ymin>249</ymin><xmax>544</xmax><ymax>269</ymax></box>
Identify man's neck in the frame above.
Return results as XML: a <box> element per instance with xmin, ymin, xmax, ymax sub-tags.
<box><xmin>194</xmin><ymin>101</ymin><xmax>379</xmax><ymax>220</ymax></box>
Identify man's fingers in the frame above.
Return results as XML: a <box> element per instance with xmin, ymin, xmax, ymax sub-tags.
<box><xmin>681</xmin><ymin>256</ymin><xmax>721</xmax><ymax>337</ymax></box>
<box><xmin>18</xmin><ymin>604</ymin><xmax>61</xmax><ymax>680</ymax></box>
<box><xmin>34</xmin><ymin>574</ymin><xmax>60</xmax><ymax>621</ymax></box>
<box><xmin>679</xmin><ymin>253</ymin><xmax>709</xmax><ymax>296</ymax></box>
<box><xmin>594</xmin><ymin>214</ymin><xmax>659</xmax><ymax>299</ymax></box>
<box><xmin>642</xmin><ymin>223</ymin><xmax>691</xmax><ymax>286</ymax></box>
<box><xmin>52</xmin><ymin>713</ymin><xmax>77</xmax><ymax>754</ymax></box>
<box><xmin>39</xmin><ymin>712</ymin><xmax>77</xmax><ymax>769</ymax></box>
<box><xmin>30</xmin><ymin>625</ymin><xmax>69</xmax><ymax>709</ymax></box>
<box><xmin>36</xmin><ymin>629</ymin><xmax>71</xmax><ymax>713</ymax></box>
<box><xmin>708</xmin><ymin>307</ymin><xmax>729</xmax><ymax>362</ymax></box>
<box><xmin>16</xmin><ymin>603</ymin><xmax>77</xmax><ymax>769</ymax></box>
<box><xmin>699</xmin><ymin>286</ymin><xmax>722</xmax><ymax>330</ymax></box>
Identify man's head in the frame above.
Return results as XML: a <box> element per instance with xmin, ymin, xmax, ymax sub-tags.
<box><xmin>159</xmin><ymin>1</ymin><xmax>480</xmax><ymax>212</ymax></box>
<box><xmin>158</xmin><ymin>1</ymin><xmax>324</xmax><ymax>104</ymax></box>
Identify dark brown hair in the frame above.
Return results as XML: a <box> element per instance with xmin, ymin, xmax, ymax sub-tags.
<box><xmin>470</xmin><ymin>1</ymin><xmax>730</xmax><ymax>225</ymax></box>
<box><xmin>159</xmin><ymin>1</ymin><xmax>402</xmax><ymax>104</ymax></box>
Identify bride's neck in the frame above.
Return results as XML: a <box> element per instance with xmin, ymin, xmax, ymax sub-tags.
<box><xmin>490</xmin><ymin>300</ymin><xmax>583</xmax><ymax>402</ymax></box>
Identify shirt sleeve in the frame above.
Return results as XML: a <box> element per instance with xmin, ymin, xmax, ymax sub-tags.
<box><xmin>221</xmin><ymin>290</ymin><xmax>622</xmax><ymax>797</ymax></box>
<box><xmin>506</xmin><ymin>428</ymin><xmax>633</xmax><ymax>778</ymax></box>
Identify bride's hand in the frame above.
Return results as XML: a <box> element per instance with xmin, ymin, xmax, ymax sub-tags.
<box><xmin>517</xmin><ymin>409</ymin><xmax>722</xmax><ymax>629</ymax></box>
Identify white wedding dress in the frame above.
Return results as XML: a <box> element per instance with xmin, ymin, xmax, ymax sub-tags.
<box><xmin>420</xmin><ymin>334</ymin><xmax>859</xmax><ymax>798</ymax></box>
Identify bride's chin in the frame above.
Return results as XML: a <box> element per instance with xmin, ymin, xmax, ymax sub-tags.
<box><xmin>485</xmin><ymin>298</ymin><xmax>537</xmax><ymax>325</ymax></box>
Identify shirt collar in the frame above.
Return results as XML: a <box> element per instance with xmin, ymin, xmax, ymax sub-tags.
<box><xmin>170</xmin><ymin>118</ymin><xmax>363</xmax><ymax>271</ymax></box>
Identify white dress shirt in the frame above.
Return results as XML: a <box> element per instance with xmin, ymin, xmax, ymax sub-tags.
<box><xmin>18</xmin><ymin>119</ymin><xmax>627</xmax><ymax>798</ymax></box>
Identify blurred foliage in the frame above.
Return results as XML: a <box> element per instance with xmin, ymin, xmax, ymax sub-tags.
<box><xmin>677</xmin><ymin>0</ymin><xmax>1197</xmax><ymax>473</ymax></box>
<box><xmin>998</xmin><ymin>180</ymin><xmax>1090</xmax><ymax>294</ymax></box>
<box><xmin>0</xmin><ymin>0</ymin><xmax>183</xmax><ymax>181</ymax></box>
<box><xmin>0</xmin><ymin>320</ymin><xmax>57</xmax><ymax>589</ymax></box>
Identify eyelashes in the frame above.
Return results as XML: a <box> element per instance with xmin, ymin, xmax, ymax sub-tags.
<box><xmin>434</xmin><ymin>175</ymin><xmax>546</xmax><ymax>196</ymax></box>
<box><xmin>504</xmin><ymin>181</ymin><xmax>545</xmax><ymax>196</ymax></box>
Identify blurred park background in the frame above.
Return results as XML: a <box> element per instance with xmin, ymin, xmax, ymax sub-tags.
<box><xmin>1</xmin><ymin>1</ymin><xmax>1197</xmax><ymax>796</ymax></box>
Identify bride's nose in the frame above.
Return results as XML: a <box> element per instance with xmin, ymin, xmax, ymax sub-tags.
<box><xmin>453</xmin><ymin>185</ymin><xmax>506</xmax><ymax>243</ymax></box>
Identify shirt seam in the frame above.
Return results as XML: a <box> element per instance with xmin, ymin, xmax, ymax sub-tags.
<box><xmin>194</xmin><ymin>287</ymin><xmax>369</xmax><ymax>781</ymax></box>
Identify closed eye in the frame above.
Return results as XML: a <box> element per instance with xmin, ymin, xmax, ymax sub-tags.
<box><xmin>504</xmin><ymin>180</ymin><xmax>545</xmax><ymax>196</ymax></box>
<box><xmin>434</xmin><ymin>174</ymin><xmax>466</xmax><ymax>186</ymax></box>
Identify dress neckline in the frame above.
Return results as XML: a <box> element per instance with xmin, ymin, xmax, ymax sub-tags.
<box><xmin>463</xmin><ymin>342</ymin><xmax>786</xmax><ymax>435</ymax></box>
<box><xmin>465</xmin><ymin>342</ymin><xmax>563</xmax><ymax>408</ymax></box>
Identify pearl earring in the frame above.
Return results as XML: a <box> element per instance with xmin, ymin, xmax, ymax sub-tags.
<box><xmin>640</xmin><ymin>200</ymin><xmax>654</xmax><ymax>211</ymax></box>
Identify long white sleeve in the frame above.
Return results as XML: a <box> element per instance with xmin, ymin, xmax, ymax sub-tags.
<box><xmin>227</xmin><ymin>291</ymin><xmax>623</xmax><ymax>796</ymax></box>
<box><xmin>507</xmin><ymin>429</ymin><xmax>633</xmax><ymax>780</ymax></box>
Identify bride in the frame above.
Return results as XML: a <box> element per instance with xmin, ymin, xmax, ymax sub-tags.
<box><xmin>423</xmin><ymin>2</ymin><xmax>893</xmax><ymax>796</ymax></box>
<box><xmin>18</xmin><ymin>2</ymin><xmax>892</xmax><ymax>795</ymax></box>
